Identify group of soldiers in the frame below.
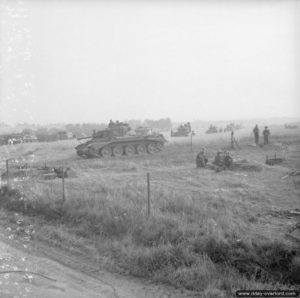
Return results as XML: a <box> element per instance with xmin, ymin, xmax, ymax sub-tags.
<box><xmin>179</xmin><ymin>122</ymin><xmax>191</xmax><ymax>131</ymax></box>
<box><xmin>108</xmin><ymin>120</ymin><xmax>129</xmax><ymax>129</ymax></box>
<box><xmin>196</xmin><ymin>149</ymin><xmax>233</xmax><ymax>172</ymax></box>
<box><xmin>253</xmin><ymin>124</ymin><xmax>270</xmax><ymax>146</ymax></box>
<box><xmin>195</xmin><ymin>124</ymin><xmax>271</xmax><ymax>171</ymax></box>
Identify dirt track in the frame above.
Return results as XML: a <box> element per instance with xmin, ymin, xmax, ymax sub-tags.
<box><xmin>0</xmin><ymin>226</ymin><xmax>195</xmax><ymax>298</ymax></box>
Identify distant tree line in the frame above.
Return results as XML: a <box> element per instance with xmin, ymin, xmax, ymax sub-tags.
<box><xmin>127</xmin><ymin>118</ymin><xmax>172</xmax><ymax>131</ymax></box>
<box><xmin>144</xmin><ymin>118</ymin><xmax>172</xmax><ymax>130</ymax></box>
<box><xmin>0</xmin><ymin>119</ymin><xmax>172</xmax><ymax>144</ymax></box>
<box><xmin>19</xmin><ymin>123</ymin><xmax>107</xmax><ymax>139</ymax></box>
<box><xmin>65</xmin><ymin>123</ymin><xmax>106</xmax><ymax>137</ymax></box>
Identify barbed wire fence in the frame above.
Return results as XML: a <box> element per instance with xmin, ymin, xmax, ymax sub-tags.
<box><xmin>0</xmin><ymin>157</ymin><xmax>68</xmax><ymax>202</ymax></box>
<box><xmin>0</xmin><ymin>155</ymin><xmax>215</xmax><ymax>218</ymax></box>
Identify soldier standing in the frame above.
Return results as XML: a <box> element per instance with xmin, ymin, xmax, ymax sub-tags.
<box><xmin>253</xmin><ymin>124</ymin><xmax>259</xmax><ymax>145</ymax></box>
<box><xmin>230</xmin><ymin>130</ymin><xmax>240</xmax><ymax>149</ymax></box>
<box><xmin>230</xmin><ymin>130</ymin><xmax>235</xmax><ymax>149</ymax></box>
<box><xmin>263</xmin><ymin>126</ymin><xmax>270</xmax><ymax>145</ymax></box>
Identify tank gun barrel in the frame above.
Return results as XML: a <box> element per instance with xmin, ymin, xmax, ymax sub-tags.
<box><xmin>77</xmin><ymin>136</ymin><xmax>92</xmax><ymax>141</ymax></box>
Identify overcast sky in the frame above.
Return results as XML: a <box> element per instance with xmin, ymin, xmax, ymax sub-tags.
<box><xmin>0</xmin><ymin>0</ymin><xmax>299</xmax><ymax>124</ymax></box>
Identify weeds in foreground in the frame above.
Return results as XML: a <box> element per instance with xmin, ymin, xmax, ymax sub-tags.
<box><xmin>0</xmin><ymin>184</ymin><xmax>299</xmax><ymax>296</ymax></box>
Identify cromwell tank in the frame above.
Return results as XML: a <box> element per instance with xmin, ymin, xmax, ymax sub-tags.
<box><xmin>75</xmin><ymin>122</ymin><xmax>167</xmax><ymax>158</ymax></box>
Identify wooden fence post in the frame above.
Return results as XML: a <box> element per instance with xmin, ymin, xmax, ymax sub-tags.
<box><xmin>6</xmin><ymin>159</ymin><xmax>9</xmax><ymax>186</ymax></box>
<box><xmin>62</xmin><ymin>167</ymin><xmax>66</xmax><ymax>202</ymax></box>
<box><xmin>147</xmin><ymin>172</ymin><xmax>150</xmax><ymax>217</ymax></box>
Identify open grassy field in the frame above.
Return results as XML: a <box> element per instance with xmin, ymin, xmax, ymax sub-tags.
<box><xmin>0</xmin><ymin>125</ymin><xmax>299</xmax><ymax>297</ymax></box>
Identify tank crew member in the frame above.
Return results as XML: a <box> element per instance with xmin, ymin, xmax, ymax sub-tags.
<box><xmin>263</xmin><ymin>126</ymin><xmax>270</xmax><ymax>145</ymax></box>
<box><xmin>253</xmin><ymin>124</ymin><xmax>259</xmax><ymax>145</ymax></box>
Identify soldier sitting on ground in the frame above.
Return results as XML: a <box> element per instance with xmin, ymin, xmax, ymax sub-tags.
<box><xmin>212</xmin><ymin>150</ymin><xmax>234</xmax><ymax>172</ymax></box>
<box><xmin>224</xmin><ymin>151</ymin><xmax>233</xmax><ymax>169</ymax></box>
<box><xmin>212</xmin><ymin>150</ymin><xmax>225</xmax><ymax>172</ymax></box>
<box><xmin>196</xmin><ymin>149</ymin><xmax>208</xmax><ymax>168</ymax></box>
<box><xmin>213</xmin><ymin>150</ymin><xmax>224</xmax><ymax>167</ymax></box>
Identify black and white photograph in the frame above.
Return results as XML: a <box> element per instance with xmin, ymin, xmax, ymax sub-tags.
<box><xmin>0</xmin><ymin>0</ymin><xmax>299</xmax><ymax>297</ymax></box>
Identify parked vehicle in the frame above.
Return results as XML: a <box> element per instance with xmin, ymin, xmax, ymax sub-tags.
<box><xmin>171</xmin><ymin>122</ymin><xmax>192</xmax><ymax>137</ymax></box>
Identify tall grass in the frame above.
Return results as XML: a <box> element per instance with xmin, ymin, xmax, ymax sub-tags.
<box><xmin>0</xmin><ymin>130</ymin><xmax>299</xmax><ymax>295</ymax></box>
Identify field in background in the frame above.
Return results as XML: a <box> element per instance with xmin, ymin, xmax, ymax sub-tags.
<box><xmin>0</xmin><ymin>125</ymin><xmax>299</xmax><ymax>297</ymax></box>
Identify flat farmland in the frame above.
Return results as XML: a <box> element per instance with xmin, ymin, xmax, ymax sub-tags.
<box><xmin>0</xmin><ymin>126</ymin><xmax>299</xmax><ymax>297</ymax></box>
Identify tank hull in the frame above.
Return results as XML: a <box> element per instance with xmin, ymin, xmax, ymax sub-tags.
<box><xmin>75</xmin><ymin>135</ymin><xmax>166</xmax><ymax>158</ymax></box>
<box><xmin>170</xmin><ymin>131</ymin><xmax>190</xmax><ymax>137</ymax></box>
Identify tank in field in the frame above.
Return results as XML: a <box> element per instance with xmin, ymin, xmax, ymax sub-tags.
<box><xmin>206</xmin><ymin>124</ymin><xmax>218</xmax><ymax>134</ymax></box>
<box><xmin>75</xmin><ymin>122</ymin><xmax>167</xmax><ymax>158</ymax></box>
<box><xmin>171</xmin><ymin>122</ymin><xmax>192</xmax><ymax>137</ymax></box>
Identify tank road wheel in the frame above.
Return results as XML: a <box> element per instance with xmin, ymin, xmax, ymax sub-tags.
<box><xmin>112</xmin><ymin>146</ymin><xmax>123</xmax><ymax>157</ymax></box>
<box><xmin>155</xmin><ymin>142</ymin><xmax>163</xmax><ymax>151</ymax></box>
<box><xmin>77</xmin><ymin>151</ymin><xmax>88</xmax><ymax>159</ymax></box>
<box><xmin>136</xmin><ymin>144</ymin><xmax>147</xmax><ymax>155</ymax></box>
<box><xmin>88</xmin><ymin>147</ymin><xmax>98</xmax><ymax>158</ymax></box>
<box><xmin>124</xmin><ymin>145</ymin><xmax>135</xmax><ymax>155</ymax></box>
<box><xmin>100</xmin><ymin>147</ymin><xmax>112</xmax><ymax>158</ymax></box>
<box><xmin>147</xmin><ymin>143</ymin><xmax>157</xmax><ymax>154</ymax></box>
